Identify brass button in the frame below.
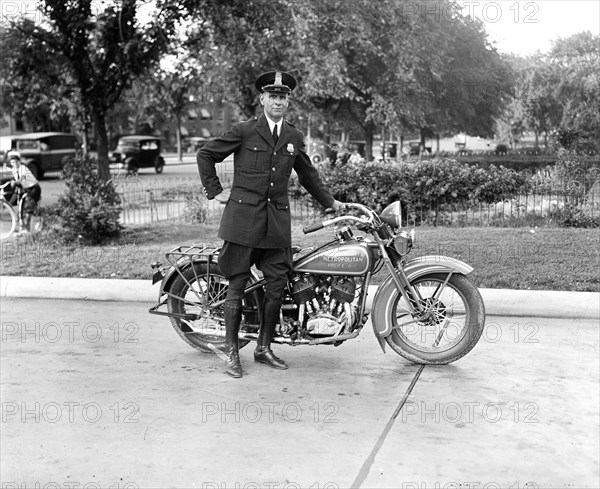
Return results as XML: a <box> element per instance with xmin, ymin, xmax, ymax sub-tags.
<box><xmin>270</xmin><ymin>182</ymin><xmax>274</xmax><ymax>186</ymax></box>
<box><xmin>268</xmin><ymin>198</ymin><xmax>271</xmax><ymax>202</ymax></box>
<box><xmin>272</xmin><ymin>167</ymin><xmax>276</xmax><ymax>171</ymax></box>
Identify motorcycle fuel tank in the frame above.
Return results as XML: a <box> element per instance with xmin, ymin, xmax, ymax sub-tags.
<box><xmin>294</xmin><ymin>242</ymin><xmax>372</xmax><ymax>276</ymax></box>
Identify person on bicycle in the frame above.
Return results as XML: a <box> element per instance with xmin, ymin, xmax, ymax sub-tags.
<box><xmin>8</xmin><ymin>152</ymin><xmax>41</xmax><ymax>232</ymax></box>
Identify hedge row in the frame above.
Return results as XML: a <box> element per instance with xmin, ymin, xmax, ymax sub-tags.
<box><xmin>291</xmin><ymin>158</ymin><xmax>532</xmax><ymax>214</ymax></box>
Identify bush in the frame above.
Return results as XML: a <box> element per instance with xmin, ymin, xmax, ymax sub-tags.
<box><xmin>163</xmin><ymin>187</ymin><xmax>208</xmax><ymax>223</ymax></box>
<box><xmin>42</xmin><ymin>153</ymin><xmax>122</xmax><ymax>244</ymax></box>
<box><xmin>294</xmin><ymin>158</ymin><xmax>532</xmax><ymax>218</ymax></box>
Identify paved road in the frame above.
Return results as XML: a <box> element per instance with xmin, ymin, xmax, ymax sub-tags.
<box><xmin>1</xmin><ymin>298</ymin><xmax>598</xmax><ymax>488</ymax></box>
<box><xmin>34</xmin><ymin>153</ymin><xmax>205</xmax><ymax>206</ymax></box>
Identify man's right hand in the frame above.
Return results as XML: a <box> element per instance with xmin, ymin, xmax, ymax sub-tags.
<box><xmin>214</xmin><ymin>188</ymin><xmax>231</xmax><ymax>204</ymax></box>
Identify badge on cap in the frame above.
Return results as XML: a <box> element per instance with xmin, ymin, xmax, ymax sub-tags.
<box><xmin>287</xmin><ymin>143</ymin><xmax>294</xmax><ymax>154</ymax></box>
<box><xmin>275</xmin><ymin>72</ymin><xmax>283</xmax><ymax>85</ymax></box>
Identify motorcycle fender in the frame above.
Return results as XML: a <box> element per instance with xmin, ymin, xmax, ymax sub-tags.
<box><xmin>371</xmin><ymin>255</ymin><xmax>474</xmax><ymax>349</ymax></box>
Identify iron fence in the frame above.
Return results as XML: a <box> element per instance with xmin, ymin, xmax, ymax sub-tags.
<box><xmin>114</xmin><ymin>176</ymin><xmax>322</xmax><ymax>226</ymax></box>
<box><xmin>114</xmin><ymin>174</ymin><xmax>600</xmax><ymax>228</ymax></box>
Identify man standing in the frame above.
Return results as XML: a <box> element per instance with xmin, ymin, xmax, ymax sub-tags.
<box><xmin>197</xmin><ymin>71</ymin><xmax>342</xmax><ymax>378</ymax></box>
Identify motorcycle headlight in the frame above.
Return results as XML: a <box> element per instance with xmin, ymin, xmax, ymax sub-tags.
<box><xmin>380</xmin><ymin>201</ymin><xmax>402</xmax><ymax>229</ymax></box>
<box><xmin>393</xmin><ymin>231</ymin><xmax>414</xmax><ymax>256</ymax></box>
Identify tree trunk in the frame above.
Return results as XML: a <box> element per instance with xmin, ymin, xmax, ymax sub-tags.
<box><xmin>364</xmin><ymin>121</ymin><xmax>375</xmax><ymax>161</ymax></box>
<box><xmin>176</xmin><ymin>116</ymin><xmax>183</xmax><ymax>162</ymax></box>
<box><xmin>93</xmin><ymin>110</ymin><xmax>111</xmax><ymax>182</ymax></box>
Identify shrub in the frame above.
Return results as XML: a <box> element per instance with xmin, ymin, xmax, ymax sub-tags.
<box><xmin>295</xmin><ymin>158</ymin><xmax>532</xmax><ymax>218</ymax></box>
<box><xmin>43</xmin><ymin>153</ymin><xmax>122</xmax><ymax>244</ymax></box>
<box><xmin>163</xmin><ymin>187</ymin><xmax>208</xmax><ymax>223</ymax></box>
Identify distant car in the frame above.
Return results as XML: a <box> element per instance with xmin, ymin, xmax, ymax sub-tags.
<box><xmin>184</xmin><ymin>136</ymin><xmax>210</xmax><ymax>153</ymax></box>
<box><xmin>111</xmin><ymin>135</ymin><xmax>165</xmax><ymax>174</ymax></box>
<box><xmin>9</xmin><ymin>132</ymin><xmax>78</xmax><ymax>179</ymax></box>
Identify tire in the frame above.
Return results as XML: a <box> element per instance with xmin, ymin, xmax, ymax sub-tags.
<box><xmin>0</xmin><ymin>199</ymin><xmax>17</xmax><ymax>240</ymax></box>
<box><xmin>166</xmin><ymin>262</ymin><xmax>262</xmax><ymax>353</ymax></box>
<box><xmin>124</xmin><ymin>157</ymin><xmax>138</xmax><ymax>176</ymax></box>
<box><xmin>154</xmin><ymin>156</ymin><xmax>164</xmax><ymax>174</ymax></box>
<box><xmin>385</xmin><ymin>273</ymin><xmax>485</xmax><ymax>364</ymax></box>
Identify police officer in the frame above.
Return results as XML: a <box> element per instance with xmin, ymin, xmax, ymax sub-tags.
<box><xmin>197</xmin><ymin>71</ymin><xmax>343</xmax><ymax>378</ymax></box>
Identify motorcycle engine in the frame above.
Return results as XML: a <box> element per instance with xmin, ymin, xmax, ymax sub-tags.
<box><xmin>289</xmin><ymin>274</ymin><xmax>356</xmax><ymax>336</ymax></box>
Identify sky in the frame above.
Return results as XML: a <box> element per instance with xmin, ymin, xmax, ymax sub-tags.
<box><xmin>457</xmin><ymin>0</ymin><xmax>600</xmax><ymax>55</ymax></box>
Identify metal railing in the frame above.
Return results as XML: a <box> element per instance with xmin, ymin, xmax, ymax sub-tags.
<box><xmin>114</xmin><ymin>175</ymin><xmax>600</xmax><ymax>228</ymax></box>
<box><xmin>114</xmin><ymin>177</ymin><xmax>322</xmax><ymax>226</ymax></box>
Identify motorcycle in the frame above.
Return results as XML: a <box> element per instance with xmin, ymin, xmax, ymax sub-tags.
<box><xmin>148</xmin><ymin>202</ymin><xmax>485</xmax><ymax>364</ymax></box>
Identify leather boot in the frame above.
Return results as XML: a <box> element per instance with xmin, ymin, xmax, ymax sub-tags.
<box><xmin>224</xmin><ymin>303</ymin><xmax>243</xmax><ymax>378</ymax></box>
<box><xmin>254</xmin><ymin>299</ymin><xmax>288</xmax><ymax>370</ymax></box>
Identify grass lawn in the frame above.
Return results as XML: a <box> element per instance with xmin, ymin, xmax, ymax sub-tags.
<box><xmin>1</xmin><ymin>223</ymin><xmax>598</xmax><ymax>292</ymax></box>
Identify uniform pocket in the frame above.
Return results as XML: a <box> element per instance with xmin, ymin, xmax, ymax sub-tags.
<box><xmin>229</xmin><ymin>188</ymin><xmax>260</xmax><ymax>205</ymax></box>
<box><xmin>243</xmin><ymin>142</ymin><xmax>269</xmax><ymax>172</ymax></box>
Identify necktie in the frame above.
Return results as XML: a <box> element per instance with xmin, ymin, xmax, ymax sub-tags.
<box><xmin>272</xmin><ymin>124</ymin><xmax>278</xmax><ymax>145</ymax></box>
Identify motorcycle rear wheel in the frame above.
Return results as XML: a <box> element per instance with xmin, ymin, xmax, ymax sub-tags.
<box><xmin>385</xmin><ymin>273</ymin><xmax>485</xmax><ymax>364</ymax></box>
<box><xmin>166</xmin><ymin>262</ymin><xmax>261</xmax><ymax>353</ymax></box>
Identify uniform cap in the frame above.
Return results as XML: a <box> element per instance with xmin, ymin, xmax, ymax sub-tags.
<box><xmin>255</xmin><ymin>71</ymin><xmax>297</xmax><ymax>93</ymax></box>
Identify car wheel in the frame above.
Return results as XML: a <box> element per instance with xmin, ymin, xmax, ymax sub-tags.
<box><xmin>125</xmin><ymin>157</ymin><xmax>138</xmax><ymax>176</ymax></box>
<box><xmin>154</xmin><ymin>156</ymin><xmax>164</xmax><ymax>174</ymax></box>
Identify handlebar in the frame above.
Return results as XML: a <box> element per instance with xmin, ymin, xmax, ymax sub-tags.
<box><xmin>302</xmin><ymin>203</ymin><xmax>380</xmax><ymax>234</ymax></box>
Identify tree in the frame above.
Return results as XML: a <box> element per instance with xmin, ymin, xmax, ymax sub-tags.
<box><xmin>549</xmin><ymin>32</ymin><xmax>600</xmax><ymax>151</ymax></box>
<box><xmin>404</xmin><ymin>1</ymin><xmax>513</xmax><ymax>145</ymax></box>
<box><xmin>3</xmin><ymin>1</ymin><xmax>171</xmax><ymax>180</ymax></box>
<box><xmin>0</xmin><ymin>24</ymin><xmax>76</xmax><ymax>133</ymax></box>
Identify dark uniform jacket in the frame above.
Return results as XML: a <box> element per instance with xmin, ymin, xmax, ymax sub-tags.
<box><xmin>197</xmin><ymin>114</ymin><xmax>335</xmax><ymax>248</ymax></box>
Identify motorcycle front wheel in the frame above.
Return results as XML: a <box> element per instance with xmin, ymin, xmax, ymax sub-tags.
<box><xmin>385</xmin><ymin>273</ymin><xmax>485</xmax><ymax>364</ymax></box>
<box><xmin>166</xmin><ymin>262</ymin><xmax>261</xmax><ymax>353</ymax></box>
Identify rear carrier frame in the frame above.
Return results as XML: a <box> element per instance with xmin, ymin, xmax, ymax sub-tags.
<box><xmin>148</xmin><ymin>244</ymin><xmax>222</xmax><ymax>320</ymax></box>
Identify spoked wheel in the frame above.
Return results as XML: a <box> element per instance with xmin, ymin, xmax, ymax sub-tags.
<box><xmin>0</xmin><ymin>200</ymin><xmax>17</xmax><ymax>240</ymax></box>
<box><xmin>385</xmin><ymin>273</ymin><xmax>485</xmax><ymax>364</ymax></box>
<box><xmin>166</xmin><ymin>262</ymin><xmax>262</xmax><ymax>353</ymax></box>
<box><xmin>154</xmin><ymin>156</ymin><xmax>165</xmax><ymax>174</ymax></box>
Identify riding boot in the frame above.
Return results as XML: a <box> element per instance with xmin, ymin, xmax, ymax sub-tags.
<box><xmin>224</xmin><ymin>302</ymin><xmax>243</xmax><ymax>378</ymax></box>
<box><xmin>254</xmin><ymin>299</ymin><xmax>288</xmax><ymax>370</ymax></box>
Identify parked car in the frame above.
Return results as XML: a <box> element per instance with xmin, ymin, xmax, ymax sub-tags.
<box><xmin>111</xmin><ymin>135</ymin><xmax>165</xmax><ymax>174</ymax></box>
<box><xmin>9</xmin><ymin>132</ymin><xmax>78</xmax><ymax>179</ymax></box>
<box><xmin>183</xmin><ymin>136</ymin><xmax>210</xmax><ymax>153</ymax></box>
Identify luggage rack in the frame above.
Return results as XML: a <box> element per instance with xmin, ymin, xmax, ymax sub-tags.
<box><xmin>149</xmin><ymin>244</ymin><xmax>223</xmax><ymax>319</ymax></box>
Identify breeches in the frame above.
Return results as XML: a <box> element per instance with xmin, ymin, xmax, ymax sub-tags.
<box><xmin>218</xmin><ymin>241</ymin><xmax>292</xmax><ymax>303</ymax></box>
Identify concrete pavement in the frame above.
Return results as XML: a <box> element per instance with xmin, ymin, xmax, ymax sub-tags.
<box><xmin>1</xmin><ymin>298</ymin><xmax>598</xmax><ymax>488</ymax></box>
<box><xmin>1</xmin><ymin>275</ymin><xmax>599</xmax><ymax>319</ymax></box>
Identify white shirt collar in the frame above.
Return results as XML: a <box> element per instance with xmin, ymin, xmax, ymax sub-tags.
<box><xmin>265</xmin><ymin>115</ymin><xmax>282</xmax><ymax>134</ymax></box>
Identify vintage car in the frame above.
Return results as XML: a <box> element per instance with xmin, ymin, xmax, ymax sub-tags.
<box><xmin>9</xmin><ymin>132</ymin><xmax>78</xmax><ymax>179</ymax></box>
<box><xmin>111</xmin><ymin>135</ymin><xmax>165</xmax><ymax>174</ymax></box>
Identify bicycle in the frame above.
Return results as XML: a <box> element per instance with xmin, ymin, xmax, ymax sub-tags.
<box><xmin>0</xmin><ymin>180</ymin><xmax>26</xmax><ymax>240</ymax></box>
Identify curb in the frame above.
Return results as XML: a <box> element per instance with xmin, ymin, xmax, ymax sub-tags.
<box><xmin>1</xmin><ymin>275</ymin><xmax>598</xmax><ymax>319</ymax></box>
